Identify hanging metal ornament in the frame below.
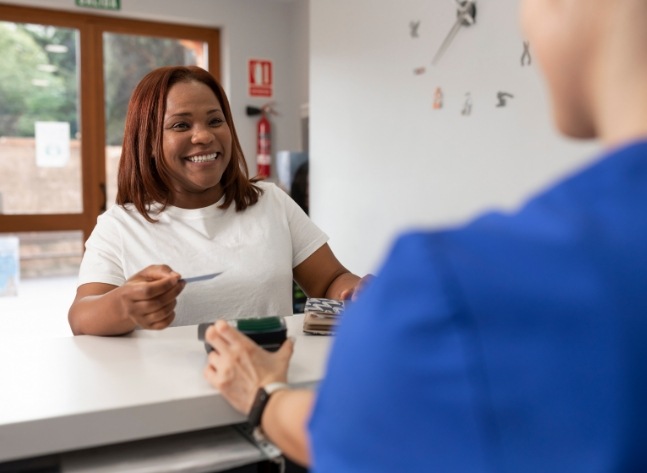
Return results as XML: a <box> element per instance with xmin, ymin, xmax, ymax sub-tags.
<box><xmin>433</xmin><ymin>87</ymin><xmax>444</xmax><ymax>109</ymax></box>
<box><xmin>496</xmin><ymin>92</ymin><xmax>514</xmax><ymax>107</ymax></box>
<box><xmin>461</xmin><ymin>92</ymin><xmax>473</xmax><ymax>116</ymax></box>
<box><xmin>521</xmin><ymin>41</ymin><xmax>532</xmax><ymax>66</ymax></box>
<box><xmin>410</xmin><ymin>20</ymin><xmax>421</xmax><ymax>38</ymax></box>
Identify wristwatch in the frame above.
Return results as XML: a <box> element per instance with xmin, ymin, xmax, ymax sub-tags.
<box><xmin>248</xmin><ymin>382</ymin><xmax>290</xmax><ymax>428</ymax></box>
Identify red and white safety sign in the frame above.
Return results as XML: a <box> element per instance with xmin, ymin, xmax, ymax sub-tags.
<box><xmin>248</xmin><ymin>59</ymin><xmax>273</xmax><ymax>98</ymax></box>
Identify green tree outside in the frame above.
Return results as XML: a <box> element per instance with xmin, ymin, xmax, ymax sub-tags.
<box><xmin>0</xmin><ymin>21</ymin><xmax>72</xmax><ymax>138</ymax></box>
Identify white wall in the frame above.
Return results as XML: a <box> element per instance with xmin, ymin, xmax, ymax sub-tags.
<box><xmin>309</xmin><ymin>0</ymin><xmax>600</xmax><ymax>275</ymax></box>
<box><xmin>291</xmin><ymin>0</ymin><xmax>310</xmax><ymax>147</ymax></box>
<box><xmin>1</xmin><ymin>0</ymin><xmax>309</xmax><ymax>174</ymax></box>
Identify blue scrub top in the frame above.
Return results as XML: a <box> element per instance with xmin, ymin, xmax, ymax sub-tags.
<box><xmin>309</xmin><ymin>141</ymin><xmax>647</xmax><ymax>472</ymax></box>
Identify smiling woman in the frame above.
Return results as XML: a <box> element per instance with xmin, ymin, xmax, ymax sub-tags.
<box><xmin>160</xmin><ymin>80</ymin><xmax>233</xmax><ymax>209</ymax></box>
<box><xmin>115</xmin><ymin>66</ymin><xmax>260</xmax><ymax>222</ymax></box>
<box><xmin>67</xmin><ymin>66</ymin><xmax>369</xmax><ymax>337</ymax></box>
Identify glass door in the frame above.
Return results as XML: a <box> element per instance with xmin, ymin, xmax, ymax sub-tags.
<box><xmin>0</xmin><ymin>20</ymin><xmax>82</xmax><ymax>216</ymax></box>
<box><xmin>0</xmin><ymin>15</ymin><xmax>85</xmax><ymax>335</ymax></box>
<box><xmin>0</xmin><ymin>16</ymin><xmax>85</xmax><ymax>299</ymax></box>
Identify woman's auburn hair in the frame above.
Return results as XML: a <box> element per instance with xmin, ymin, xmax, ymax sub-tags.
<box><xmin>116</xmin><ymin>65</ymin><xmax>262</xmax><ymax>222</ymax></box>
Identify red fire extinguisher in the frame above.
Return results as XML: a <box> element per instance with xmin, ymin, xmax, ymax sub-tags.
<box><xmin>257</xmin><ymin>111</ymin><xmax>271</xmax><ymax>178</ymax></box>
<box><xmin>246</xmin><ymin>103</ymin><xmax>277</xmax><ymax>179</ymax></box>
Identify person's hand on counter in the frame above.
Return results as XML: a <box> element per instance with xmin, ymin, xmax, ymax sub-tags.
<box><xmin>203</xmin><ymin>320</ymin><xmax>294</xmax><ymax>414</ymax></box>
<box><xmin>203</xmin><ymin>320</ymin><xmax>313</xmax><ymax>466</ymax></box>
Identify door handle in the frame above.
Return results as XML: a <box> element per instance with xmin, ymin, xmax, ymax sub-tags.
<box><xmin>99</xmin><ymin>183</ymin><xmax>107</xmax><ymax>213</ymax></box>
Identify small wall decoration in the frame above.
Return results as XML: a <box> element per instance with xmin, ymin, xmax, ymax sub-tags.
<box><xmin>433</xmin><ymin>87</ymin><xmax>444</xmax><ymax>109</ymax></box>
<box><xmin>406</xmin><ymin>3</ymin><xmax>523</xmax><ymax>119</ymax></box>
<box><xmin>248</xmin><ymin>59</ymin><xmax>273</xmax><ymax>98</ymax></box>
<box><xmin>409</xmin><ymin>21</ymin><xmax>421</xmax><ymax>38</ymax></box>
<box><xmin>496</xmin><ymin>92</ymin><xmax>514</xmax><ymax>107</ymax></box>
<box><xmin>461</xmin><ymin>92</ymin><xmax>473</xmax><ymax>116</ymax></box>
<box><xmin>521</xmin><ymin>41</ymin><xmax>532</xmax><ymax>66</ymax></box>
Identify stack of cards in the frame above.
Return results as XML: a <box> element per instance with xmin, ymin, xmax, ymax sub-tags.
<box><xmin>303</xmin><ymin>297</ymin><xmax>345</xmax><ymax>335</ymax></box>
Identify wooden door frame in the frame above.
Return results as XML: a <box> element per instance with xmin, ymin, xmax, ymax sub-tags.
<box><xmin>0</xmin><ymin>3</ymin><xmax>220</xmax><ymax>242</ymax></box>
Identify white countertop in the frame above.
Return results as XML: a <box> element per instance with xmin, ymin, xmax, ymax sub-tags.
<box><xmin>0</xmin><ymin>314</ymin><xmax>331</xmax><ymax>464</ymax></box>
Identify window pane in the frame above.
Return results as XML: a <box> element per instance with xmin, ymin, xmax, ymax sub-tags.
<box><xmin>103</xmin><ymin>33</ymin><xmax>206</xmax><ymax>205</ymax></box>
<box><xmin>0</xmin><ymin>21</ymin><xmax>81</xmax><ymax>215</ymax></box>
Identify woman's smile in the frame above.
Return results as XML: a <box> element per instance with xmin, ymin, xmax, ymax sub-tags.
<box><xmin>185</xmin><ymin>152</ymin><xmax>221</xmax><ymax>163</ymax></box>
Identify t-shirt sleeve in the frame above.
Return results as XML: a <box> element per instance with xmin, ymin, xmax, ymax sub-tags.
<box><xmin>271</xmin><ymin>185</ymin><xmax>329</xmax><ymax>268</ymax></box>
<box><xmin>77</xmin><ymin>210</ymin><xmax>127</xmax><ymax>287</ymax></box>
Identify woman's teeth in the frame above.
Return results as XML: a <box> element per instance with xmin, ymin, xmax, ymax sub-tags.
<box><xmin>186</xmin><ymin>153</ymin><xmax>218</xmax><ymax>163</ymax></box>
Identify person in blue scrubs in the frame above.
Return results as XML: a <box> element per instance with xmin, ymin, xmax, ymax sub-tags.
<box><xmin>204</xmin><ymin>0</ymin><xmax>647</xmax><ymax>470</ymax></box>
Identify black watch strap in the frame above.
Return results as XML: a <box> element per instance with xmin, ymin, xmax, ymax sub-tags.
<box><xmin>247</xmin><ymin>382</ymin><xmax>290</xmax><ymax>428</ymax></box>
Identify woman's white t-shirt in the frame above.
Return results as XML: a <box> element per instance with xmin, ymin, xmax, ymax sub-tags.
<box><xmin>78</xmin><ymin>182</ymin><xmax>328</xmax><ymax>325</ymax></box>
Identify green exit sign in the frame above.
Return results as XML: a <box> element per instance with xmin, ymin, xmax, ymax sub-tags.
<box><xmin>75</xmin><ymin>0</ymin><xmax>121</xmax><ymax>10</ymax></box>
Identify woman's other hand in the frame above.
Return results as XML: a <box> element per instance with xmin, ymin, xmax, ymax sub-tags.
<box><xmin>339</xmin><ymin>273</ymin><xmax>375</xmax><ymax>301</ymax></box>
